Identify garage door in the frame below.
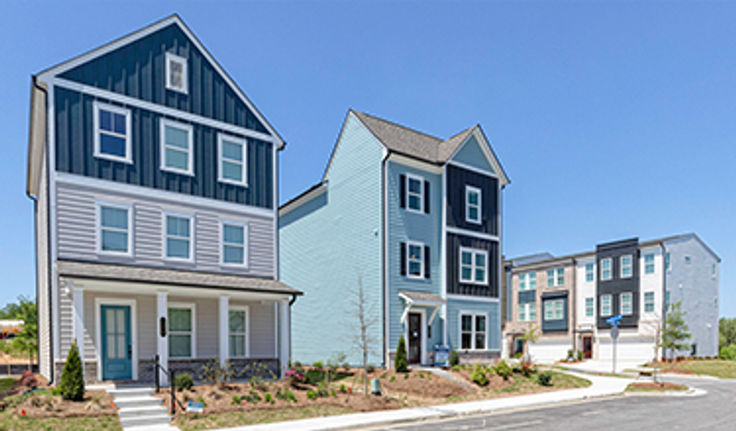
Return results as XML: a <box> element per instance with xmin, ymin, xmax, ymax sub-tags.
<box><xmin>598</xmin><ymin>338</ymin><xmax>655</xmax><ymax>362</ymax></box>
<box><xmin>528</xmin><ymin>340</ymin><xmax>572</xmax><ymax>363</ymax></box>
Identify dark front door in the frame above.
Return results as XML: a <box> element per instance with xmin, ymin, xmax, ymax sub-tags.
<box><xmin>583</xmin><ymin>336</ymin><xmax>593</xmax><ymax>359</ymax></box>
<box><xmin>514</xmin><ymin>337</ymin><xmax>525</xmax><ymax>356</ymax></box>
<box><xmin>408</xmin><ymin>313</ymin><xmax>421</xmax><ymax>364</ymax></box>
<box><xmin>101</xmin><ymin>305</ymin><xmax>132</xmax><ymax>380</ymax></box>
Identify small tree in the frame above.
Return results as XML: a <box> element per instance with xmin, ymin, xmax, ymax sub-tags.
<box><xmin>350</xmin><ymin>275</ymin><xmax>378</xmax><ymax>396</ymax></box>
<box><xmin>521</xmin><ymin>325</ymin><xmax>540</xmax><ymax>362</ymax></box>
<box><xmin>719</xmin><ymin>317</ymin><xmax>736</xmax><ymax>351</ymax></box>
<box><xmin>1</xmin><ymin>296</ymin><xmax>38</xmax><ymax>370</ymax></box>
<box><xmin>60</xmin><ymin>340</ymin><xmax>85</xmax><ymax>401</ymax></box>
<box><xmin>662</xmin><ymin>301</ymin><xmax>691</xmax><ymax>367</ymax></box>
<box><xmin>395</xmin><ymin>336</ymin><xmax>408</xmax><ymax>372</ymax></box>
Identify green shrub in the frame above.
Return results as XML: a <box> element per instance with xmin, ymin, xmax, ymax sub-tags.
<box><xmin>246</xmin><ymin>390</ymin><xmax>262</xmax><ymax>403</ymax></box>
<box><xmin>173</xmin><ymin>373</ymin><xmax>194</xmax><ymax>391</ymax></box>
<box><xmin>317</xmin><ymin>382</ymin><xmax>329</xmax><ymax>398</ymax></box>
<box><xmin>471</xmin><ymin>364</ymin><xmax>488</xmax><ymax>386</ymax></box>
<box><xmin>339</xmin><ymin>384</ymin><xmax>348</xmax><ymax>393</ymax></box>
<box><xmin>276</xmin><ymin>389</ymin><xmax>297</xmax><ymax>402</ymax></box>
<box><xmin>395</xmin><ymin>336</ymin><xmax>409</xmax><ymax>372</ymax></box>
<box><xmin>566</xmin><ymin>349</ymin><xmax>574</xmax><ymax>361</ymax></box>
<box><xmin>312</xmin><ymin>361</ymin><xmax>324</xmax><ymax>370</ymax></box>
<box><xmin>449</xmin><ymin>350</ymin><xmax>460</xmax><ymax>367</ymax></box>
<box><xmin>720</xmin><ymin>344</ymin><xmax>736</xmax><ymax>360</ymax></box>
<box><xmin>342</xmin><ymin>362</ymin><xmax>351</xmax><ymax>371</ymax></box>
<box><xmin>576</xmin><ymin>350</ymin><xmax>585</xmax><ymax>361</ymax></box>
<box><xmin>304</xmin><ymin>369</ymin><xmax>326</xmax><ymax>385</ymax></box>
<box><xmin>494</xmin><ymin>360</ymin><xmax>512</xmax><ymax>381</ymax></box>
<box><xmin>264</xmin><ymin>392</ymin><xmax>273</xmax><ymax>403</ymax></box>
<box><xmin>389</xmin><ymin>375</ymin><xmax>396</xmax><ymax>382</ymax></box>
<box><xmin>450</xmin><ymin>365</ymin><xmax>461</xmax><ymax>372</ymax></box>
<box><xmin>404</xmin><ymin>372</ymin><xmax>410</xmax><ymax>379</ymax></box>
<box><xmin>537</xmin><ymin>371</ymin><xmax>552</xmax><ymax>386</ymax></box>
<box><xmin>331</xmin><ymin>389</ymin><xmax>337</xmax><ymax>397</ymax></box>
<box><xmin>306</xmin><ymin>389</ymin><xmax>318</xmax><ymax>400</ymax></box>
<box><xmin>365</xmin><ymin>364</ymin><xmax>376</xmax><ymax>373</ymax></box>
<box><xmin>232</xmin><ymin>395</ymin><xmax>241</xmax><ymax>405</ymax></box>
<box><xmin>59</xmin><ymin>341</ymin><xmax>85</xmax><ymax>401</ymax></box>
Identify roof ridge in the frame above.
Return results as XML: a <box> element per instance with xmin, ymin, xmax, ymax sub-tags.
<box><xmin>353</xmin><ymin>110</ymin><xmax>443</xmax><ymax>143</ymax></box>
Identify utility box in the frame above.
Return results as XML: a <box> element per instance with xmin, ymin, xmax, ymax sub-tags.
<box><xmin>370</xmin><ymin>378</ymin><xmax>382</xmax><ymax>396</ymax></box>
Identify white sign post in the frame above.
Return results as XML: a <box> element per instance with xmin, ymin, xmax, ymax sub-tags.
<box><xmin>611</xmin><ymin>325</ymin><xmax>619</xmax><ymax>374</ymax></box>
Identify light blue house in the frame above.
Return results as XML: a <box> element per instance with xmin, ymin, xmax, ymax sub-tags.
<box><xmin>280</xmin><ymin>111</ymin><xmax>509</xmax><ymax>366</ymax></box>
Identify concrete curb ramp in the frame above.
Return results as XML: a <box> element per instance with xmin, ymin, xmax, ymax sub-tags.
<box><xmin>214</xmin><ymin>371</ymin><xmax>632</xmax><ymax>431</ymax></box>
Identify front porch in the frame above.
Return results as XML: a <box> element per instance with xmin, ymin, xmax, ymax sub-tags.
<box><xmin>55</xmin><ymin>261</ymin><xmax>298</xmax><ymax>385</ymax></box>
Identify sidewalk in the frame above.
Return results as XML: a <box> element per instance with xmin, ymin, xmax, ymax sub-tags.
<box><xmin>216</xmin><ymin>371</ymin><xmax>633</xmax><ymax>431</ymax></box>
<box><xmin>558</xmin><ymin>359</ymin><xmax>647</xmax><ymax>375</ymax></box>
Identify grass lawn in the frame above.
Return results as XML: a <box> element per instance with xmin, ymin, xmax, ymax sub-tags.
<box><xmin>0</xmin><ymin>415</ymin><xmax>122</xmax><ymax>431</ymax></box>
<box><xmin>174</xmin><ymin>405</ymin><xmax>354</xmax><ymax>431</ymax></box>
<box><xmin>625</xmin><ymin>382</ymin><xmax>689</xmax><ymax>392</ymax></box>
<box><xmin>0</xmin><ymin>377</ymin><xmax>14</xmax><ymax>397</ymax></box>
<box><xmin>665</xmin><ymin>360</ymin><xmax>736</xmax><ymax>379</ymax></box>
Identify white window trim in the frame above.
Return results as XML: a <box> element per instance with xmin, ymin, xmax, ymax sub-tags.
<box><xmin>528</xmin><ymin>272</ymin><xmax>537</xmax><ymax>290</ymax></box>
<box><xmin>643</xmin><ymin>291</ymin><xmax>655</xmax><ymax>314</ymax></box>
<box><xmin>644</xmin><ymin>253</ymin><xmax>655</xmax><ymax>275</ymax></box>
<box><xmin>620</xmin><ymin>292</ymin><xmax>633</xmax><ymax>316</ymax></box>
<box><xmin>458</xmin><ymin>311</ymin><xmax>489</xmax><ymax>351</ymax></box>
<box><xmin>620</xmin><ymin>255</ymin><xmax>633</xmax><ymax>279</ymax></box>
<box><xmin>458</xmin><ymin>246</ymin><xmax>488</xmax><ymax>285</ymax></box>
<box><xmin>162</xmin><ymin>210</ymin><xmax>194</xmax><ymax>262</ymax></box>
<box><xmin>601</xmin><ymin>258</ymin><xmax>613</xmax><ymax>281</ymax></box>
<box><xmin>94</xmin><ymin>297</ymin><xmax>138</xmax><ymax>381</ymax></box>
<box><xmin>220</xmin><ymin>219</ymin><xmax>249</xmax><ymax>268</ymax></box>
<box><xmin>600</xmin><ymin>294</ymin><xmax>613</xmax><ymax>317</ymax></box>
<box><xmin>405</xmin><ymin>173</ymin><xmax>425</xmax><ymax>214</ymax></box>
<box><xmin>228</xmin><ymin>305</ymin><xmax>250</xmax><ymax>358</ymax></box>
<box><xmin>217</xmin><ymin>133</ymin><xmax>248</xmax><ymax>187</ymax></box>
<box><xmin>519</xmin><ymin>303</ymin><xmax>536</xmax><ymax>322</ymax></box>
<box><xmin>405</xmin><ymin>240</ymin><xmax>425</xmax><ymax>280</ymax></box>
<box><xmin>543</xmin><ymin>299</ymin><xmax>564</xmax><ymax>321</ymax></box>
<box><xmin>93</xmin><ymin>101</ymin><xmax>132</xmax><ymax>164</ymax></box>
<box><xmin>518</xmin><ymin>273</ymin><xmax>526</xmax><ymax>291</ymax></box>
<box><xmin>464</xmin><ymin>185</ymin><xmax>482</xmax><ymax>224</ymax></box>
<box><xmin>585</xmin><ymin>263</ymin><xmax>595</xmax><ymax>283</ymax></box>
<box><xmin>168</xmin><ymin>302</ymin><xmax>196</xmax><ymax>359</ymax></box>
<box><xmin>96</xmin><ymin>200</ymin><xmax>134</xmax><ymax>257</ymax></box>
<box><xmin>546</xmin><ymin>267</ymin><xmax>564</xmax><ymax>287</ymax></box>
<box><xmin>585</xmin><ymin>297</ymin><xmax>595</xmax><ymax>317</ymax></box>
<box><xmin>159</xmin><ymin>118</ymin><xmax>194</xmax><ymax>176</ymax></box>
<box><xmin>165</xmin><ymin>52</ymin><xmax>188</xmax><ymax>94</ymax></box>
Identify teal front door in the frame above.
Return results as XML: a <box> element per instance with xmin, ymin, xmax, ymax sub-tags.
<box><xmin>101</xmin><ymin>305</ymin><xmax>132</xmax><ymax>380</ymax></box>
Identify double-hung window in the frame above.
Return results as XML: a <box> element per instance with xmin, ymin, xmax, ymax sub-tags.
<box><xmin>620</xmin><ymin>255</ymin><xmax>633</xmax><ymax>278</ymax></box>
<box><xmin>406</xmin><ymin>242</ymin><xmax>425</xmax><ymax>278</ymax></box>
<box><xmin>600</xmin><ymin>258</ymin><xmax>612</xmax><ymax>281</ymax></box>
<box><xmin>465</xmin><ymin>186</ymin><xmax>481</xmax><ymax>224</ymax></box>
<box><xmin>405</xmin><ymin>174</ymin><xmax>424</xmax><ymax>213</ymax></box>
<box><xmin>665</xmin><ymin>252</ymin><xmax>671</xmax><ymax>271</ymax></box>
<box><xmin>460</xmin><ymin>313</ymin><xmax>487</xmax><ymax>350</ymax></box>
<box><xmin>221</xmin><ymin>221</ymin><xmax>248</xmax><ymax>267</ymax></box>
<box><xmin>620</xmin><ymin>292</ymin><xmax>633</xmax><ymax>315</ymax></box>
<box><xmin>519</xmin><ymin>272</ymin><xmax>536</xmax><ymax>290</ymax></box>
<box><xmin>544</xmin><ymin>299</ymin><xmax>564</xmax><ymax>321</ymax></box>
<box><xmin>160</xmin><ymin>119</ymin><xmax>194</xmax><ymax>175</ymax></box>
<box><xmin>600</xmin><ymin>294</ymin><xmax>612</xmax><ymax>317</ymax></box>
<box><xmin>585</xmin><ymin>263</ymin><xmax>594</xmax><ymax>282</ymax></box>
<box><xmin>585</xmin><ymin>297</ymin><xmax>594</xmax><ymax>317</ymax></box>
<box><xmin>644</xmin><ymin>292</ymin><xmax>655</xmax><ymax>313</ymax></box>
<box><xmin>93</xmin><ymin>101</ymin><xmax>132</xmax><ymax>163</ymax></box>
<box><xmin>459</xmin><ymin>247</ymin><xmax>488</xmax><ymax>284</ymax></box>
<box><xmin>519</xmin><ymin>303</ymin><xmax>536</xmax><ymax>322</ymax></box>
<box><xmin>218</xmin><ymin>134</ymin><xmax>247</xmax><ymax>186</ymax></box>
<box><xmin>519</xmin><ymin>273</ymin><xmax>526</xmax><ymax>291</ymax></box>
<box><xmin>97</xmin><ymin>202</ymin><xmax>132</xmax><ymax>255</ymax></box>
<box><xmin>164</xmin><ymin>213</ymin><xmax>193</xmax><ymax>260</ymax></box>
<box><xmin>546</xmin><ymin>267</ymin><xmax>564</xmax><ymax>287</ymax></box>
<box><xmin>229</xmin><ymin>307</ymin><xmax>249</xmax><ymax>358</ymax></box>
<box><xmin>168</xmin><ymin>303</ymin><xmax>195</xmax><ymax>358</ymax></box>
<box><xmin>165</xmin><ymin>52</ymin><xmax>188</xmax><ymax>94</ymax></box>
<box><xmin>644</xmin><ymin>253</ymin><xmax>655</xmax><ymax>274</ymax></box>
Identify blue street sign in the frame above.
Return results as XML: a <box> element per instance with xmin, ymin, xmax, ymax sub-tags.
<box><xmin>606</xmin><ymin>315</ymin><xmax>623</xmax><ymax>326</ymax></box>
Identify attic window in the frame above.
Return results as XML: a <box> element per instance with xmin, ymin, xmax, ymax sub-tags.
<box><xmin>166</xmin><ymin>52</ymin><xmax>188</xmax><ymax>94</ymax></box>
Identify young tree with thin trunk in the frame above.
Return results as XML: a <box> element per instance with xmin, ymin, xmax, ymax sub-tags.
<box><xmin>662</xmin><ymin>301</ymin><xmax>691</xmax><ymax>367</ymax></box>
<box><xmin>521</xmin><ymin>325</ymin><xmax>540</xmax><ymax>363</ymax></box>
<box><xmin>350</xmin><ymin>275</ymin><xmax>378</xmax><ymax>396</ymax></box>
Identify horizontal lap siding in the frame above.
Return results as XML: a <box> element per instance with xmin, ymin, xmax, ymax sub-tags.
<box><xmin>446</xmin><ymin>299</ymin><xmax>500</xmax><ymax>351</ymax></box>
<box><xmin>56</xmin><ymin>181</ymin><xmax>274</xmax><ymax>277</ymax></box>
<box><xmin>54</xmin><ymin>87</ymin><xmax>273</xmax><ymax>208</ymax></box>
<box><xmin>246</xmin><ymin>302</ymin><xmax>276</xmax><ymax>358</ymax></box>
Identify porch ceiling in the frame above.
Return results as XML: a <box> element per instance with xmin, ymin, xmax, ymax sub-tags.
<box><xmin>57</xmin><ymin>259</ymin><xmax>301</xmax><ymax>297</ymax></box>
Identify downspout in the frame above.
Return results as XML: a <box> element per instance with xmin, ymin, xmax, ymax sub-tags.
<box><xmin>381</xmin><ymin>150</ymin><xmax>390</xmax><ymax>368</ymax></box>
<box><xmin>289</xmin><ymin>294</ymin><xmax>298</xmax><ymax>306</ymax></box>
<box><xmin>571</xmin><ymin>259</ymin><xmax>577</xmax><ymax>353</ymax></box>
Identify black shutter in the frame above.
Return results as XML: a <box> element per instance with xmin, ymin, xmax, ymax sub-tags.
<box><xmin>400</xmin><ymin>242</ymin><xmax>407</xmax><ymax>276</ymax></box>
<box><xmin>424</xmin><ymin>245</ymin><xmax>430</xmax><ymax>279</ymax></box>
<box><xmin>424</xmin><ymin>180</ymin><xmax>430</xmax><ymax>213</ymax></box>
<box><xmin>399</xmin><ymin>174</ymin><xmax>406</xmax><ymax>208</ymax></box>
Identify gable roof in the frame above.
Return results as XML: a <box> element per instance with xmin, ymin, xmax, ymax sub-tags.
<box><xmin>35</xmin><ymin>13</ymin><xmax>284</xmax><ymax>148</ymax></box>
<box><xmin>338</xmin><ymin>110</ymin><xmax>509</xmax><ymax>185</ymax></box>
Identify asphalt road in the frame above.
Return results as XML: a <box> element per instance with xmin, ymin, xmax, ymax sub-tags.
<box><xmin>376</xmin><ymin>377</ymin><xmax>736</xmax><ymax>431</ymax></box>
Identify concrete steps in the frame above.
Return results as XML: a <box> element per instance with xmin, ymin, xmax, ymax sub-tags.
<box><xmin>109</xmin><ymin>386</ymin><xmax>178</xmax><ymax>430</ymax></box>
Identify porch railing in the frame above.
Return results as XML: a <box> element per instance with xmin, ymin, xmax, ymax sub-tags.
<box><xmin>154</xmin><ymin>354</ymin><xmax>179</xmax><ymax>415</ymax></box>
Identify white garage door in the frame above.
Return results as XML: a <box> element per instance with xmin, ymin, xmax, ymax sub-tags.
<box><xmin>598</xmin><ymin>338</ymin><xmax>655</xmax><ymax>363</ymax></box>
<box><xmin>528</xmin><ymin>340</ymin><xmax>572</xmax><ymax>363</ymax></box>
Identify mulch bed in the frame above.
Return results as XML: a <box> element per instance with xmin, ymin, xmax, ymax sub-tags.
<box><xmin>628</xmin><ymin>382</ymin><xmax>687</xmax><ymax>391</ymax></box>
<box><xmin>365</xmin><ymin>369</ymin><xmax>469</xmax><ymax>399</ymax></box>
<box><xmin>448</xmin><ymin>368</ymin><xmax>515</xmax><ymax>391</ymax></box>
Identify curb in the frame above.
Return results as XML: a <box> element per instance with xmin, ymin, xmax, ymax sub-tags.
<box><xmin>624</xmin><ymin>386</ymin><xmax>707</xmax><ymax>398</ymax></box>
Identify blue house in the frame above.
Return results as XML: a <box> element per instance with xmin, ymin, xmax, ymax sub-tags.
<box><xmin>26</xmin><ymin>15</ymin><xmax>300</xmax><ymax>386</ymax></box>
<box><xmin>280</xmin><ymin>111</ymin><xmax>509</xmax><ymax>366</ymax></box>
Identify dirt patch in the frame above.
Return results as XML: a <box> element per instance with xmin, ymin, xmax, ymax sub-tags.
<box><xmin>448</xmin><ymin>368</ymin><xmax>516</xmax><ymax>391</ymax></box>
<box><xmin>627</xmin><ymin>382</ymin><xmax>688</xmax><ymax>391</ymax></box>
<box><xmin>367</xmin><ymin>369</ymin><xmax>469</xmax><ymax>399</ymax></box>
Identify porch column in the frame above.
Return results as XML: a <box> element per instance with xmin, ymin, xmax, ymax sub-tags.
<box><xmin>279</xmin><ymin>300</ymin><xmax>290</xmax><ymax>376</ymax></box>
<box><xmin>71</xmin><ymin>285</ymin><xmax>85</xmax><ymax>370</ymax></box>
<box><xmin>218</xmin><ymin>296</ymin><xmax>229</xmax><ymax>367</ymax></box>
<box><xmin>156</xmin><ymin>291</ymin><xmax>168</xmax><ymax>385</ymax></box>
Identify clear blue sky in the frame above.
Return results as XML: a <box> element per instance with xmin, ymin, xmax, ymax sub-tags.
<box><xmin>0</xmin><ymin>1</ymin><xmax>733</xmax><ymax>316</ymax></box>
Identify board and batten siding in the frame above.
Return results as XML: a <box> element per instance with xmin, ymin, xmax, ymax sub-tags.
<box><xmin>445</xmin><ymin>164</ymin><xmax>499</xmax><ymax>236</ymax></box>
<box><xmin>446</xmin><ymin>233</ymin><xmax>499</xmax><ymax>298</ymax></box>
<box><xmin>58</xmin><ymin>22</ymin><xmax>267</xmax><ymax>133</ymax></box>
<box><xmin>55</xmin><ymin>180</ymin><xmax>274</xmax><ymax>277</ymax></box>
<box><xmin>54</xmin><ymin>87</ymin><xmax>273</xmax><ymax>208</ymax></box>
<box><xmin>280</xmin><ymin>113</ymin><xmax>384</xmax><ymax>366</ymax></box>
<box><xmin>386</xmin><ymin>160</ymin><xmax>443</xmax><ymax>352</ymax></box>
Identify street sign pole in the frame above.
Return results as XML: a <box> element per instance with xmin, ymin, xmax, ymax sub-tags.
<box><xmin>606</xmin><ymin>315</ymin><xmax>622</xmax><ymax>374</ymax></box>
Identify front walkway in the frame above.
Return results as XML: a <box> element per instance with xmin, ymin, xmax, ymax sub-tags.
<box><xmin>215</xmin><ymin>371</ymin><xmax>633</xmax><ymax>431</ymax></box>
